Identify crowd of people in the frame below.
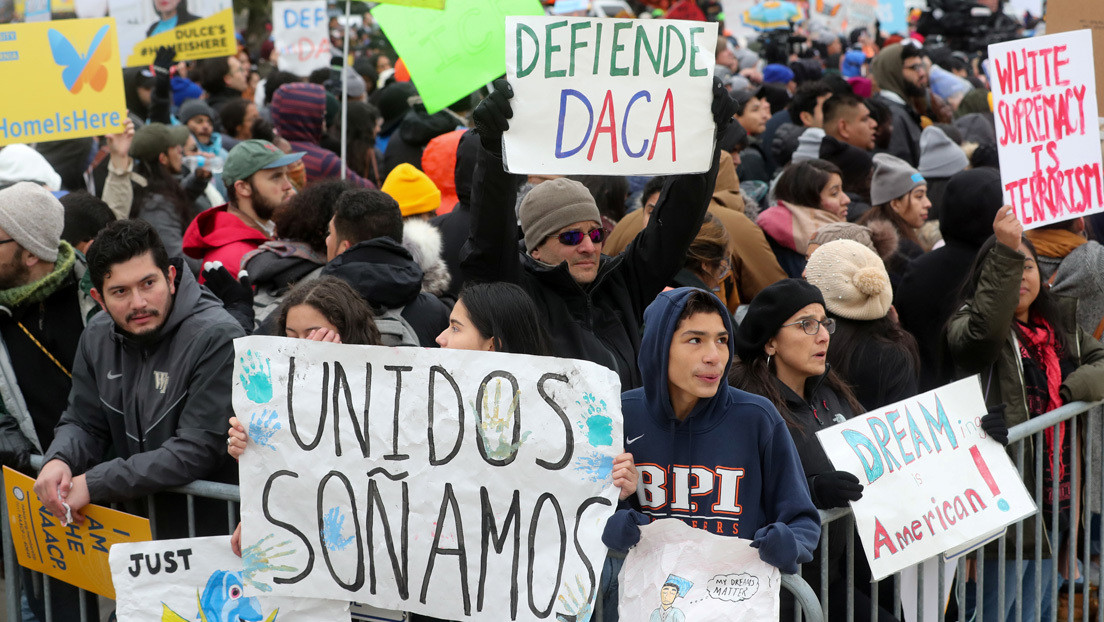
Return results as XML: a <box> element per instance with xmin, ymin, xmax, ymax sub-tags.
<box><xmin>0</xmin><ymin>1</ymin><xmax>1100</xmax><ymax>621</ymax></box>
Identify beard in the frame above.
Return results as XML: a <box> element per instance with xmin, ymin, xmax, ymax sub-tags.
<box><xmin>903</xmin><ymin>80</ymin><xmax>927</xmax><ymax>98</ymax></box>
<box><xmin>250</xmin><ymin>183</ymin><xmax>281</xmax><ymax>221</ymax></box>
<box><xmin>0</xmin><ymin>249</ymin><xmax>31</xmax><ymax>291</ymax></box>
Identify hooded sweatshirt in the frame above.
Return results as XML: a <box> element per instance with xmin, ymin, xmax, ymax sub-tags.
<box><xmin>895</xmin><ymin>167</ymin><xmax>1005</xmax><ymax>390</ymax></box>
<box><xmin>270</xmin><ymin>83</ymin><xmax>375</xmax><ymax>188</ymax></box>
<box><xmin>182</xmin><ymin>204</ymin><xmax>270</xmax><ymax>281</ymax></box>
<box><xmin>623</xmin><ymin>288</ymin><xmax>819</xmax><ymax>568</ymax></box>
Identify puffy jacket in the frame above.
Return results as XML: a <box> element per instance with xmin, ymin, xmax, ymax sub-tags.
<box><xmin>461</xmin><ymin>144</ymin><xmax>719</xmax><ymax>391</ymax></box>
<box><xmin>44</xmin><ymin>262</ymin><xmax>243</xmax><ymax>536</ymax></box>
<box><xmin>947</xmin><ymin>242</ymin><xmax>1104</xmax><ymax>559</ymax></box>
<box><xmin>322</xmin><ymin>237</ymin><xmax>450</xmax><ymax>347</ymax></box>
<box><xmin>182</xmin><ymin>204</ymin><xmax>269</xmax><ymax>281</ymax></box>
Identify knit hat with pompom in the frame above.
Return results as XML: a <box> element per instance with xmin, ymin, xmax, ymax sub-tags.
<box><xmin>805</xmin><ymin>239</ymin><xmax>892</xmax><ymax>320</ymax></box>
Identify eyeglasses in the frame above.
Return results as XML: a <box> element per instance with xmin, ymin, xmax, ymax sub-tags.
<box><xmin>903</xmin><ymin>62</ymin><xmax>926</xmax><ymax>73</ymax></box>
<box><xmin>781</xmin><ymin>317</ymin><xmax>836</xmax><ymax>335</ymax></box>
<box><xmin>556</xmin><ymin>228</ymin><xmax>607</xmax><ymax>246</ymax></box>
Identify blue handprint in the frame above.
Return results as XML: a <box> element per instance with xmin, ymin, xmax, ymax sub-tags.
<box><xmin>249</xmin><ymin>409</ymin><xmax>281</xmax><ymax>450</ymax></box>
<box><xmin>239</xmin><ymin>350</ymin><xmax>273</xmax><ymax>404</ymax></box>
<box><xmin>321</xmin><ymin>507</ymin><xmax>355</xmax><ymax>552</ymax></box>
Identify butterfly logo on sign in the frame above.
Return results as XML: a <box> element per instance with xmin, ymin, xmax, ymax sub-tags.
<box><xmin>47</xmin><ymin>24</ymin><xmax>112</xmax><ymax>94</ymax></box>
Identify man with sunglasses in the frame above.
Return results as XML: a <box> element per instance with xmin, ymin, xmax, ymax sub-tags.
<box><xmin>464</xmin><ymin>78</ymin><xmax>740</xmax><ymax>390</ymax></box>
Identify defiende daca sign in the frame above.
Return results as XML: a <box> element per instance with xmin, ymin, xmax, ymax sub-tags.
<box><xmin>989</xmin><ymin>29</ymin><xmax>1104</xmax><ymax>229</ymax></box>
<box><xmin>816</xmin><ymin>377</ymin><xmax>1035</xmax><ymax>580</ymax></box>
<box><xmin>503</xmin><ymin>16</ymin><xmax>717</xmax><ymax>175</ymax></box>
<box><xmin>233</xmin><ymin>336</ymin><xmax>622</xmax><ymax>621</ymax></box>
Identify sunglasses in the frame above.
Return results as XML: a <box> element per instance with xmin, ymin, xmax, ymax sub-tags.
<box><xmin>556</xmin><ymin>228</ymin><xmax>607</xmax><ymax>246</ymax></box>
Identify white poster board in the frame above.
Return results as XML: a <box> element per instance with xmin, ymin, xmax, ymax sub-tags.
<box><xmin>989</xmin><ymin>29</ymin><xmax>1104</xmax><ymax>229</ymax></box>
<box><xmin>815</xmin><ymin>377</ymin><xmax>1036</xmax><ymax>580</ymax></box>
<box><xmin>503</xmin><ymin>15</ymin><xmax>717</xmax><ymax>175</ymax></box>
<box><xmin>233</xmin><ymin>336</ymin><xmax>623</xmax><ymax>622</ymax></box>
<box><xmin>272</xmin><ymin>0</ymin><xmax>331</xmax><ymax>76</ymax></box>
<box><xmin>619</xmin><ymin>519</ymin><xmax>781</xmax><ymax>621</ymax></box>
<box><xmin>109</xmin><ymin>536</ymin><xmax>351</xmax><ymax>621</ymax></box>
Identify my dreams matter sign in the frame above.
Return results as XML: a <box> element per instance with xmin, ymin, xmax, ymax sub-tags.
<box><xmin>503</xmin><ymin>15</ymin><xmax>717</xmax><ymax>175</ymax></box>
<box><xmin>816</xmin><ymin>377</ymin><xmax>1036</xmax><ymax>580</ymax></box>
<box><xmin>232</xmin><ymin>336</ymin><xmax>623</xmax><ymax>621</ymax></box>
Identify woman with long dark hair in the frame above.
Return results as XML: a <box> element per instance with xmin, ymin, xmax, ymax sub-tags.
<box><xmin>756</xmin><ymin>159</ymin><xmax>850</xmax><ymax>277</ymax></box>
<box><xmin>949</xmin><ymin>207</ymin><xmax>1104</xmax><ymax>621</ymax></box>
<box><xmin>858</xmin><ymin>153</ymin><xmax>930</xmax><ymax>284</ymax></box>
<box><xmin>435</xmin><ymin>282</ymin><xmax>551</xmax><ymax>356</ymax></box>
<box><xmin>804</xmin><ymin>239</ymin><xmax>920</xmax><ymax>409</ymax></box>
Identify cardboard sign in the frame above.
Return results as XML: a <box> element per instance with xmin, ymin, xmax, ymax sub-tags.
<box><xmin>4</xmin><ymin>466</ymin><xmax>151</xmax><ymax>598</ymax></box>
<box><xmin>272</xmin><ymin>0</ymin><xmax>330</xmax><ymax>76</ymax></box>
<box><xmin>619</xmin><ymin>519</ymin><xmax>781</xmax><ymax>621</ymax></box>
<box><xmin>107</xmin><ymin>0</ymin><xmax>235</xmax><ymax>66</ymax></box>
<box><xmin>503</xmin><ymin>16</ymin><xmax>717</xmax><ymax>175</ymax></box>
<box><xmin>371</xmin><ymin>0</ymin><xmax>544</xmax><ymax>114</ymax></box>
<box><xmin>989</xmin><ymin>29</ymin><xmax>1104</xmax><ymax>229</ymax></box>
<box><xmin>109</xmin><ymin>536</ymin><xmax>352</xmax><ymax>621</ymax></box>
<box><xmin>815</xmin><ymin>377</ymin><xmax>1036</xmax><ymax>580</ymax></box>
<box><xmin>232</xmin><ymin>336</ymin><xmax>623</xmax><ymax>621</ymax></box>
<box><xmin>0</xmin><ymin>17</ymin><xmax>126</xmax><ymax>145</ymax></box>
<box><xmin>505</xmin><ymin>16</ymin><xmax>719</xmax><ymax>175</ymax></box>
<box><xmin>1044</xmin><ymin>0</ymin><xmax>1104</xmax><ymax>117</ymax></box>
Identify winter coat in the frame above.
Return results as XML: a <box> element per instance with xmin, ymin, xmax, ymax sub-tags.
<box><xmin>241</xmin><ymin>240</ymin><xmax>326</xmax><ymax>329</ymax></box>
<box><xmin>270</xmin><ymin>83</ymin><xmax>375</xmax><ymax>187</ymax></box>
<box><xmin>322</xmin><ymin>238</ymin><xmax>450</xmax><ymax>347</ymax></box>
<box><xmin>827</xmin><ymin>316</ymin><xmax>919</xmax><ymax>410</ymax></box>
<box><xmin>895</xmin><ymin>167</ymin><xmax>1005</xmax><ymax>390</ymax></box>
<box><xmin>402</xmin><ymin>219</ymin><xmax>452</xmax><ymax>298</ymax></box>
<box><xmin>756</xmin><ymin>200</ymin><xmax>843</xmax><ymax>278</ymax></box>
<box><xmin>380</xmin><ymin>107</ymin><xmax>463</xmax><ymax>180</ymax></box>
<box><xmin>429</xmin><ymin>129</ymin><xmax>478</xmax><ymax>301</ymax></box>
<box><xmin>44</xmin><ymin>261</ymin><xmax>243</xmax><ymax>537</ymax></box>
<box><xmin>624</xmin><ymin>288</ymin><xmax>820</xmax><ymax>566</ymax></box>
<box><xmin>946</xmin><ymin>242</ymin><xmax>1104</xmax><ymax>559</ymax></box>
<box><xmin>605</xmin><ymin>153</ymin><xmax>785</xmax><ymax>310</ymax></box>
<box><xmin>461</xmin><ymin>144</ymin><xmax>719</xmax><ymax>391</ymax></box>
<box><xmin>182</xmin><ymin>204</ymin><xmax>270</xmax><ymax>280</ymax></box>
<box><xmin>872</xmin><ymin>92</ymin><xmax>922</xmax><ymax>167</ymax></box>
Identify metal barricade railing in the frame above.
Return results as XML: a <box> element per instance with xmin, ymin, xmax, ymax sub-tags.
<box><xmin>2</xmin><ymin>457</ymin><xmax>826</xmax><ymax>622</ymax></box>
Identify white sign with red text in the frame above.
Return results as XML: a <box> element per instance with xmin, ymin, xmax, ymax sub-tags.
<box><xmin>273</xmin><ymin>0</ymin><xmax>331</xmax><ymax>76</ymax></box>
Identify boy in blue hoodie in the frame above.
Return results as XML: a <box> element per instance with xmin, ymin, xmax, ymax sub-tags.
<box><xmin>606</xmin><ymin>287</ymin><xmax>820</xmax><ymax>573</ymax></box>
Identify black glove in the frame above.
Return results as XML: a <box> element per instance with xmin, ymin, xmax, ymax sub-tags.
<box><xmin>810</xmin><ymin>470</ymin><xmax>863</xmax><ymax>509</ymax></box>
<box><xmin>0</xmin><ymin>413</ymin><xmax>35</xmax><ymax>473</ymax></box>
<box><xmin>472</xmin><ymin>78</ymin><xmax>513</xmax><ymax>155</ymax></box>
<box><xmin>981</xmin><ymin>402</ymin><xmax>1009</xmax><ymax>446</ymax></box>
<box><xmin>152</xmin><ymin>46</ymin><xmax>176</xmax><ymax>75</ymax></box>
<box><xmin>711</xmin><ymin>76</ymin><xmax>740</xmax><ymax>131</ymax></box>
<box><xmin>202</xmin><ymin>263</ymin><xmax>255</xmax><ymax>333</ymax></box>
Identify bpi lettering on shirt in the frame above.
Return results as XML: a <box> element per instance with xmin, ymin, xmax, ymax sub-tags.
<box><xmin>637</xmin><ymin>463</ymin><xmax>745</xmax><ymax>535</ymax></box>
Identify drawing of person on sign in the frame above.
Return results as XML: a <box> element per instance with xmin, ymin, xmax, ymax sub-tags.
<box><xmin>146</xmin><ymin>0</ymin><xmax>198</xmax><ymax>36</ymax></box>
<box><xmin>651</xmin><ymin>574</ymin><xmax>692</xmax><ymax>622</ymax></box>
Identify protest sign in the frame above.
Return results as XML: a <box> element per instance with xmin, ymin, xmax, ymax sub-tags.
<box><xmin>0</xmin><ymin>17</ymin><xmax>126</xmax><ymax>145</ymax></box>
<box><xmin>371</xmin><ymin>0</ymin><xmax>544</xmax><ymax>114</ymax></box>
<box><xmin>371</xmin><ymin>0</ymin><xmax>445</xmax><ymax>8</ymax></box>
<box><xmin>4</xmin><ymin>466</ymin><xmax>151</xmax><ymax>598</ymax></box>
<box><xmin>503</xmin><ymin>16</ymin><xmax>717</xmax><ymax>175</ymax></box>
<box><xmin>876</xmin><ymin>0</ymin><xmax>908</xmax><ymax>36</ymax></box>
<box><xmin>1045</xmin><ymin>0</ymin><xmax>1104</xmax><ymax>116</ymax></box>
<box><xmin>272</xmin><ymin>0</ymin><xmax>329</xmax><ymax>76</ymax></box>
<box><xmin>109</xmin><ymin>536</ymin><xmax>352</xmax><ymax>621</ymax></box>
<box><xmin>815</xmin><ymin>377</ymin><xmax>1036</xmax><ymax>580</ymax></box>
<box><xmin>108</xmin><ymin>0</ymin><xmax>235</xmax><ymax>66</ymax></box>
<box><xmin>619</xmin><ymin>519</ymin><xmax>781</xmax><ymax>621</ymax></box>
<box><xmin>233</xmin><ymin>336</ymin><xmax>623</xmax><ymax>622</ymax></box>
<box><xmin>989</xmin><ymin>29</ymin><xmax>1104</xmax><ymax>229</ymax></box>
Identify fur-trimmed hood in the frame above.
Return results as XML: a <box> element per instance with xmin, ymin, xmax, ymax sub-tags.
<box><xmin>402</xmin><ymin>218</ymin><xmax>451</xmax><ymax>297</ymax></box>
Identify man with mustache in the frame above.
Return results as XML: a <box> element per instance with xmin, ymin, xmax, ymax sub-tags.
<box><xmin>183</xmin><ymin>139</ymin><xmax>304</xmax><ymax>282</ymax></box>
<box><xmin>35</xmin><ymin>218</ymin><xmax>244</xmax><ymax>539</ymax></box>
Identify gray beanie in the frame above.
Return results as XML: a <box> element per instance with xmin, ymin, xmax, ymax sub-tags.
<box><xmin>918</xmin><ymin>126</ymin><xmax>968</xmax><ymax>179</ymax></box>
<box><xmin>870</xmin><ymin>153</ymin><xmax>925</xmax><ymax>206</ymax></box>
<box><xmin>519</xmin><ymin>178</ymin><xmax>602</xmax><ymax>253</ymax></box>
<box><xmin>177</xmin><ymin>99</ymin><xmax>216</xmax><ymax>124</ymax></box>
<box><xmin>0</xmin><ymin>181</ymin><xmax>63</xmax><ymax>262</ymax></box>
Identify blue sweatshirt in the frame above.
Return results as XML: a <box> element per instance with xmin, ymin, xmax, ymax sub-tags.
<box><xmin>623</xmin><ymin>288</ymin><xmax>820</xmax><ymax>569</ymax></box>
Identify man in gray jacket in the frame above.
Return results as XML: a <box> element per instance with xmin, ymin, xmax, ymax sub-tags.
<box><xmin>34</xmin><ymin>218</ymin><xmax>243</xmax><ymax>537</ymax></box>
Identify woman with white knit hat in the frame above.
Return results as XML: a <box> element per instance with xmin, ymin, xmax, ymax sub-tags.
<box><xmin>804</xmin><ymin>239</ymin><xmax>920</xmax><ymax>410</ymax></box>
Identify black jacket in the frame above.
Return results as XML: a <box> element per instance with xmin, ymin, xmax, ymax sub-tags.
<box><xmin>828</xmin><ymin>316</ymin><xmax>918</xmax><ymax>410</ymax></box>
<box><xmin>461</xmin><ymin>146</ymin><xmax>718</xmax><ymax>390</ymax></box>
<box><xmin>429</xmin><ymin>129</ymin><xmax>478</xmax><ymax>301</ymax></box>
<box><xmin>322</xmin><ymin>238</ymin><xmax>450</xmax><ymax>347</ymax></box>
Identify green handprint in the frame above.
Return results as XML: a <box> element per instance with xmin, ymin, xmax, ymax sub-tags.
<box><xmin>241</xmin><ymin>533</ymin><xmax>298</xmax><ymax>592</ymax></box>
<box><xmin>239</xmin><ymin>350</ymin><xmax>273</xmax><ymax>404</ymax></box>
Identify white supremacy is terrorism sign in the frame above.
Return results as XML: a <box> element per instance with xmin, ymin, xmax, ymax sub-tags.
<box><xmin>816</xmin><ymin>377</ymin><xmax>1035</xmax><ymax>580</ymax></box>
<box><xmin>233</xmin><ymin>336</ymin><xmax>623</xmax><ymax>621</ymax></box>
<box><xmin>503</xmin><ymin>15</ymin><xmax>716</xmax><ymax>175</ymax></box>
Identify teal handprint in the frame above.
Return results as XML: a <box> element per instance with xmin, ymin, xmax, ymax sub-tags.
<box><xmin>249</xmin><ymin>409</ymin><xmax>281</xmax><ymax>450</ymax></box>
<box><xmin>555</xmin><ymin>575</ymin><xmax>594</xmax><ymax>622</ymax></box>
<box><xmin>241</xmin><ymin>533</ymin><xmax>298</xmax><ymax>593</ymax></box>
<box><xmin>321</xmin><ymin>507</ymin><xmax>355</xmax><ymax>551</ymax></box>
<box><xmin>239</xmin><ymin>350</ymin><xmax>273</xmax><ymax>404</ymax></box>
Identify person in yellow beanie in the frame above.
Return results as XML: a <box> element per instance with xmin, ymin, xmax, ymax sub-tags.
<box><xmin>382</xmin><ymin>163</ymin><xmax>441</xmax><ymax>220</ymax></box>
